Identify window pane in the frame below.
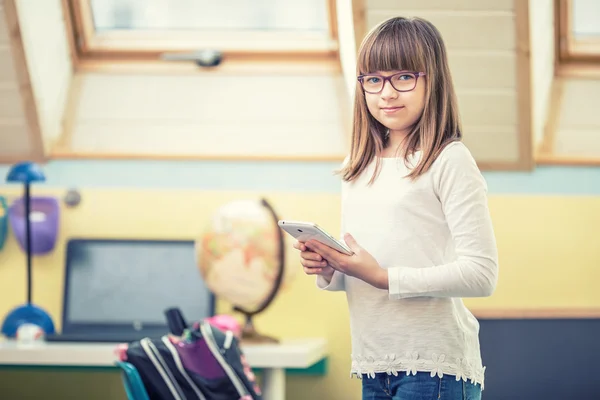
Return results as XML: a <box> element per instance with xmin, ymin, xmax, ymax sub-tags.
<box><xmin>90</xmin><ymin>0</ymin><xmax>328</xmax><ymax>33</ymax></box>
<box><xmin>572</xmin><ymin>0</ymin><xmax>600</xmax><ymax>40</ymax></box>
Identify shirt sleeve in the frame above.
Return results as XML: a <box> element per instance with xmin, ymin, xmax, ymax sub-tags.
<box><xmin>316</xmin><ymin>269</ymin><xmax>345</xmax><ymax>291</ymax></box>
<box><xmin>388</xmin><ymin>142</ymin><xmax>499</xmax><ymax>299</ymax></box>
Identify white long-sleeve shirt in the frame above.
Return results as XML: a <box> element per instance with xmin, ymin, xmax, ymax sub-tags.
<box><xmin>317</xmin><ymin>141</ymin><xmax>498</xmax><ymax>387</ymax></box>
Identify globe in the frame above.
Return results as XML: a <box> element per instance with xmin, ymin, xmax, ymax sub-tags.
<box><xmin>195</xmin><ymin>198</ymin><xmax>292</xmax><ymax>343</ymax></box>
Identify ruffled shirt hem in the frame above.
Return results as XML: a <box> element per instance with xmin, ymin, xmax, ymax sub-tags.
<box><xmin>349</xmin><ymin>353</ymin><xmax>486</xmax><ymax>390</ymax></box>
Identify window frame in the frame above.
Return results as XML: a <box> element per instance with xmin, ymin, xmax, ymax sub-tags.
<box><xmin>63</xmin><ymin>0</ymin><xmax>340</xmax><ymax>66</ymax></box>
<box><xmin>556</xmin><ymin>0</ymin><xmax>600</xmax><ymax>64</ymax></box>
<box><xmin>537</xmin><ymin>1</ymin><xmax>600</xmax><ymax>165</ymax></box>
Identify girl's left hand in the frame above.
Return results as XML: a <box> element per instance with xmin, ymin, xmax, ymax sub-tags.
<box><xmin>305</xmin><ymin>233</ymin><xmax>389</xmax><ymax>290</ymax></box>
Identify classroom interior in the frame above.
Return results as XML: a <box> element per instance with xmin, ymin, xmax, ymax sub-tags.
<box><xmin>1</xmin><ymin>0</ymin><xmax>600</xmax><ymax>399</ymax></box>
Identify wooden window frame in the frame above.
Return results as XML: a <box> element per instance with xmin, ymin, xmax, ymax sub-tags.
<box><xmin>537</xmin><ymin>1</ymin><xmax>600</xmax><ymax>165</ymax></box>
<box><xmin>62</xmin><ymin>0</ymin><xmax>340</xmax><ymax>71</ymax></box>
<box><xmin>556</xmin><ymin>0</ymin><xmax>600</xmax><ymax>65</ymax></box>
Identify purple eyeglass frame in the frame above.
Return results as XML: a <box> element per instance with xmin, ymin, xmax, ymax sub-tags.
<box><xmin>357</xmin><ymin>71</ymin><xmax>426</xmax><ymax>94</ymax></box>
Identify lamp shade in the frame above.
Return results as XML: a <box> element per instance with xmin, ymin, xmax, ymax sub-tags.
<box><xmin>6</xmin><ymin>162</ymin><xmax>46</xmax><ymax>183</ymax></box>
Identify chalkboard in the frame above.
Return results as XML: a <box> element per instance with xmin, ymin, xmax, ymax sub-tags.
<box><xmin>479</xmin><ymin>318</ymin><xmax>600</xmax><ymax>400</ymax></box>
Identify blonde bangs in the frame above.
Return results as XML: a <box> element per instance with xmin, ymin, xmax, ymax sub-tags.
<box><xmin>358</xmin><ymin>19</ymin><xmax>427</xmax><ymax>75</ymax></box>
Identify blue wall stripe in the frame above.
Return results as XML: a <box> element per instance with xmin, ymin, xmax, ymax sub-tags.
<box><xmin>483</xmin><ymin>166</ymin><xmax>600</xmax><ymax>195</ymax></box>
<box><xmin>0</xmin><ymin>160</ymin><xmax>343</xmax><ymax>192</ymax></box>
<box><xmin>0</xmin><ymin>161</ymin><xmax>599</xmax><ymax>195</ymax></box>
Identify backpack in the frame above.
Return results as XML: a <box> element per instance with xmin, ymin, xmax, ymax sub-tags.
<box><xmin>118</xmin><ymin>308</ymin><xmax>262</xmax><ymax>400</ymax></box>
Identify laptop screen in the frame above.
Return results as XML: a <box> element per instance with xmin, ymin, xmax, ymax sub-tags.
<box><xmin>62</xmin><ymin>239</ymin><xmax>215</xmax><ymax>335</ymax></box>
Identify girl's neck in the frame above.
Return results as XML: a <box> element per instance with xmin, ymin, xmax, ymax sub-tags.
<box><xmin>382</xmin><ymin>129</ymin><xmax>409</xmax><ymax>158</ymax></box>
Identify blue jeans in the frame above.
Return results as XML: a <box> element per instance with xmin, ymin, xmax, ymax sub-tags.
<box><xmin>362</xmin><ymin>372</ymin><xmax>482</xmax><ymax>400</ymax></box>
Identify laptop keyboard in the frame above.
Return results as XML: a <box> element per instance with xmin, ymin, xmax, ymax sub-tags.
<box><xmin>45</xmin><ymin>332</ymin><xmax>159</xmax><ymax>343</ymax></box>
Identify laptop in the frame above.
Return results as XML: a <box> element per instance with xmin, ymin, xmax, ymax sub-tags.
<box><xmin>46</xmin><ymin>238</ymin><xmax>215</xmax><ymax>343</ymax></box>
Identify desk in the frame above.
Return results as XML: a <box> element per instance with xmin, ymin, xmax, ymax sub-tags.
<box><xmin>0</xmin><ymin>338</ymin><xmax>327</xmax><ymax>400</ymax></box>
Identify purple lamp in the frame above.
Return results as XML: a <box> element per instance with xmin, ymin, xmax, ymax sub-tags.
<box><xmin>1</xmin><ymin>162</ymin><xmax>55</xmax><ymax>338</ymax></box>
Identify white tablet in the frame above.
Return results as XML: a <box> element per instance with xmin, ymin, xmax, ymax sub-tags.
<box><xmin>278</xmin><ymin>220</ymin><xmax>353</xmax><ymax>256</ymax></box>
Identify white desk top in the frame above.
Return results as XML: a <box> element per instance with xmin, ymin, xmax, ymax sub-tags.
<box><xmin>0</xmin><ymin>338</ymin><xmax>327</xmax><ymax>369</ymax></box>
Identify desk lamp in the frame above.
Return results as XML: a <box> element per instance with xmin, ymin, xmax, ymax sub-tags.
<box><xmin>1</xmin><ymin>161</ymin><xmax>55</xmax><ymax>338</ymax></box>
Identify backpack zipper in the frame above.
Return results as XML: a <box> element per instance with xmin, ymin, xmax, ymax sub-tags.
<box><xmin>140</xmin><ymin>338</ymin><xmax>185</xmax><ymax>400</ymax></box>
<box><xmin>200</xmin><ymin>322</ymin><xmax>250</xmax><ymax>398</ymax></box>
<box><xmin>224</xmin><ymin>330</ymin><xmax>234</xmax><ymax>350</ymax></box>
<box><xmin>161</xmin><ymin>335</ymin><xmax>207</xmax><ymax>400</ymax></box>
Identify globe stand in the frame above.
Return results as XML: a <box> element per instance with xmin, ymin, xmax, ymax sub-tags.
<box><xmin>233</xmin><ymin>198</ymin><xmax>285</xmax><ymax>345</ymax></box>
<box><xmin>237</xmin><ymin>314</ymin><xmax>278</xmax><ymax>344</ymax></box>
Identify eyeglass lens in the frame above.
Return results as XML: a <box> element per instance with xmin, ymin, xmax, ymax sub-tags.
<box><xmin>361</xmin><ymin>73</ymin><xmax>418</xmax><ymax>93</ymax></box>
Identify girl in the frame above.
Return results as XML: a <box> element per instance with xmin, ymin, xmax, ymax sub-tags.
<box><xmin>294</xmin><ymin>16</ymin><xmax>498</xmax><ymax>400</ymax></box>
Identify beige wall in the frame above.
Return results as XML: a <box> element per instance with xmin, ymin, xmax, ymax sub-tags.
<box><xmin>15</xmin><ymin>0</ymin><xmax>72</xmax><ymax>151</ymax></box>
<box><xmin>336</xmin><ymin>0</ymin><xmax>358</xmax><ymax>103</ymax></box>
<box><xmin>529</xmin><ymin>0</ymin><xmax>555</xmax><ymax>151</ymax></box>
<box><xmin>0</xmin><ymin>2</ymin><xmax>33</xmax><ymax>160</ymax></box>
<box><xmin>363</xmin><ymin>0</ymin><xmax>525</xmax><ymax>165</ymax></box>
<box><xmin>0</xmin><ymin>0</ymin><xmax>71</xmax><ymax>162</ymax></box>
<box><xmin>68</xmin><ymin>72</ymin><xmax>349</xmax><ymax>159</ymax></box>
<box><xmin>554</xmin><ymin>78</ymin><xmax>600</xmax><ymax>157</ymax></box>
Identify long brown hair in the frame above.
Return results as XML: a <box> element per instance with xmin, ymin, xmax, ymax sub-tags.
<box><xmin>340</xmin><ymin>16</ymin><xmax>462</xmax><ymax>183</ymax></box>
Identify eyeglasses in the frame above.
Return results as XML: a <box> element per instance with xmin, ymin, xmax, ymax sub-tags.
<box><xmin>357</xmin><ymin>71</ymin><xmax>426</xmax><ymax>94</ymax></box>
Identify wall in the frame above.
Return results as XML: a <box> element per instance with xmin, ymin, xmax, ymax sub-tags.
<box><xmin>363</xmin><ymin>0</ymin><xmax>526</xmax><ymax>166</ymax></box>
<box><xmin>529</xmin><ymin>0</ymin><xmax>555</xmax><ymax>150</ymax></box>
<box><xmin>65</xmin><ymin>72</ymin><xmax>349</xmax><ymax>159</ymax></box>
<box><xmin>0</xmin><ymin>0</ymin><xmax>71</xmax><ymax>162</ymax></box>
<box><xmin>15</xmin><ymin>0</ymin><xmax>72</xmax><ymax>151</ymax></box>
<box><xmin>336</xmin><ymin>0</ymin><xmax>358</xmax><ymax>102</ymax></box>
<box><xmin>554</xmin><ymin>79</ymin><xmax>600</xmax><ymax>157</ymax></box>
<box><xmin>1</xmin><ymin>160</ymin><xmax>600</xmax><ymax>399</ymax></box>
<box><xmin>0</xmin><ymin>2</ymin><xmax>36</xmax><ymax>161</ymax></box>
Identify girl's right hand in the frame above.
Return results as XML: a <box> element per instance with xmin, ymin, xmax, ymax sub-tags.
<box><xmin>293</xmin><ymin>240</ymin><xmax>335</xmax><ymax>280</ymax></box>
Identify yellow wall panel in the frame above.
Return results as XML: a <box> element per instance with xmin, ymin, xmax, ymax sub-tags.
<box><xmin>2</xmin><ymin>189</ymin><xmax>600</xmax><ymax>321</ymax></box>
<box><xmin>465</xmin><ymin>196</ymin><xmax>600</xmax><ymax>310</ymax></box>
<box><xmin>1</xmin><ymin>188</ymin><xmax>599</xmax><ymax>400</ymax></box>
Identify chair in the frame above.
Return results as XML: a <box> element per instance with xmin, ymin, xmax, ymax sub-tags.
<box><xmin>115</xmin><ymin>361</ymin><xmax>150</xmax><ymax>400</ymax></box>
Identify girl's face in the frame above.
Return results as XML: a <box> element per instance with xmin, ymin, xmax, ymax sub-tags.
<box><xmin>363</xmin><ymin>70</ymin><xmax>426</xmax><ymax>135</ymax></box>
